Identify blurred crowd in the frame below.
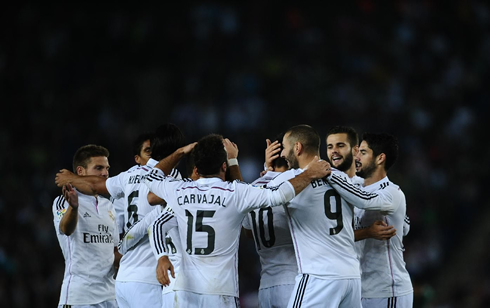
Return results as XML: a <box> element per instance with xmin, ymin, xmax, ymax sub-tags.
<box><xmin>1</xmin><ymin>2</ymin><xmax>489</xmax><ymax>307</ymax></box>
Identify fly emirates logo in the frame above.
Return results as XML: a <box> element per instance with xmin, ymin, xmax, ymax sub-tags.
<box><xmin>83</xmin><ymin>224</ymin><xmax>114</xmax><ymax>244</ymax></box>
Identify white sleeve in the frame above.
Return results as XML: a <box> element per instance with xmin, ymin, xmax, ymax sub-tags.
<box><xmin>52</xmin><ymin>195</ymin><xmax>68</xmax><ymax>235</ymax></box>
<box><xmin>143</xmin><ymin>168</ymin><xmax>180</xmax><ymax>202</ymax></box>
<box><xmin>242</xmin><ymin>214</ymin><xmax>251</xmax><ymax>230</ymax></box>
<box><xmin>148</xmin><ymin>211</ymin><xmax>178</xmax><ymax>260</ymax></box>
<box><xmin>106</xmin><ymin>172</ymin><xmax>126</xmax><ymax>199</ymax></box>
<box><xmin>328</xmin><ymin>171</ymin><xmax>395</xmax><ymax>213</ymax></box>
<box><xmin>403</xmin><ymin>215</ymin><xmax>410</xmax><ymax>236</ymax></box>
<box><xmin>112</xmin><ymin>198</ymin><xmax>125</xmax><ymax>235</ymax></box>
<box><xmin>118</xmin><ymin>206</ymin><xmax>161</xmax><ymax>254</ymax></box>
<box><xmin>235</xmin><ymin>180</ymin><xmax>296</xmax><ymax>214</ymax></box>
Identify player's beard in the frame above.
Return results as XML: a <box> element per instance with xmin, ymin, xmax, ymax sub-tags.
<box><xmin>356</xmin><ymin>159</ymin><xmax>376</xmax><ymax>179</ymax></box>
<box><xmin>286</xmin><ymin>148</ymin><xmax>299</xmax><ymax>169</ymax></box>
<box><xmin>329</xmin><ymin>151</ymin><xmax>354</xmax><ymax>173</ymax></box>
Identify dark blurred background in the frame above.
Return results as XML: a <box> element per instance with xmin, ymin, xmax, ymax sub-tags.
<box><xmin>1</xmin><ymin>1</ymin><xmax>489</xmax><ymax>307</ymax></box>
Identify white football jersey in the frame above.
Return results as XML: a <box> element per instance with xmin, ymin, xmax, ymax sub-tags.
<box><xmin>118</xmin><ymin>204</ymin><xmax>182</xmax><ymax>295</ymax></box>
<box><xmin>105</xmin><ymin>158</ymin><xmax>181</xmax><ymax>285</ymax></box>
<box><xmin>141</xmin><ymin>167</ymin><xmax>297</xmax><ymax>297</ymax></box>
<box><xmin>270</xmin><ymin>169</ymin><xmax>360</xmax><ymax>279</ymax></box>
<box><xmin>352</xmin><ymin>177</ymin><xmax>413</xmax><ymax>298</ymax></box>
<box><xmin>52</xmin><ymin>191</ymin><xmax>118</xmax><ymax>305</ymax></box>
<box><xmin>243</xmin><ymin>171</ymin><xmax>297</xmax><ymax>290</ymax></box>
<box><xmin>269</xmin><ymin>169</ymin><xmax>393</xmax><ymax>279</ymax></box>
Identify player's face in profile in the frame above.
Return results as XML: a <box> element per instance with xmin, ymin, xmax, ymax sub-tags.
<box><xmin>281</xmin><ymin>134</ymin><xmax>299</xmax><ymax>169</ymax></box>
<box><xmin>326</xmin><ymin>133</ymin><xmax>354</xmax><ymax>172</ymax></box>
<box><xmin>83</xmin><ymin>156</ymin><xmax>110</xmax><ymax>178</ymax></box>
<box><xmin>135</xmin><ymin>139</ymin><xmax>152</xmax><ymax>166</ymax></box>
<box><xmin>356</xmin><ymin>141</ymin><xmax>376</xmax><ymax>179</ymax></box>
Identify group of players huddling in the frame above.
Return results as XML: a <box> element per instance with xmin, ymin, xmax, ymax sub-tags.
<box><xmin>53</xmin><ymin>123</ymin><xmax>412</xmax><ymax>308</ymax></box>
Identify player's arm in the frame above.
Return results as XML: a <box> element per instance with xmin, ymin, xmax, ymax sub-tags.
<box><xmin>148</xmin><ymin>212</ymin><xmax>178</xmax><ymax>286</ymax></box>
<box><xmin>224</xmin><ymin>138</ymin><xmax>243</xmax><ymax>181</ymax></box>
<box><xmin>55</xmin><ymin>169</ymin><xmax>109</xmax><ymax>195</ymax></box>
<box><xmin>148</xmin><ymin>192</ymin><xmax>167</xmax><ymax>206</ymax></box>
<box><xmin>403</xmin><ymin>215</ymin><xmax>410</xmax><ymax>236</ymax></box>
<box><xmin>153</xmin><ymin>142</ymin><xmax>197</xmax><ymax>175</ymax></box>
<box><xmin>118</xmin><ymin>206</ymin><xmax>162</xmax><ymax>254</ymax></box>
<box><xmin>354</xmin><ymin>220</ymin><xmax>396</xmax><ymax>241</ymax></box>
<box><xmin>237</xmin><ymin>157</ymin><xmax>331</xmax><ymax>211</ymax></box>
<box><xmin>59</xmin><ymin>184</ymin><xmax>79</xmax><ymax>236</ymax></box>
<box><xmin>327</xmin><ymin>171</ymin><xmax>394</xmax><ymax>212</ymax></box>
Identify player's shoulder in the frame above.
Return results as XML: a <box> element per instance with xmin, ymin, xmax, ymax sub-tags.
<box><xmin>268</xmin><ymin>169</ymin><xmax>297</xmax><ymax>186</ymax></box>
<box><xmin>53</xmin><ymin>194</ymin><xmax>66</xmax><ymax>210</ymax></box>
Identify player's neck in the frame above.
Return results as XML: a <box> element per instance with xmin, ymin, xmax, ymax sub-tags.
<box><xmin>346</xmin><ymin>164</ymin><xmax>356</xmax><ymax>178</ymax></box>
<box><xmin>363</xmin><ymin>169</ymin><xmax>387</xmax><ymax>186</ymax></box>
<box><xmin>199</xmin><ymin>172</ymin><xmax>226</xmax><ymax>181</ymax></box>
<box><xmin>298</xmin><ymin>152</ymin><xmax>319</xmax><ymax>169</ymax></box>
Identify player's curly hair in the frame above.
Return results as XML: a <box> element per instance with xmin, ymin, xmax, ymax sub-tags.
<box><xmin>362</xmin><ymin>132</ymin><xmax>399</xmax><ymax>171</ymax></box>
<box><xmin>72</xmin><ymin>144</ymin><xmax>109</xmax><ymax>172</ymax></box>
<box><xmin>192</xmin><ymin>134</ymin><xmax>227</xmax><ymax>176</ymax></box>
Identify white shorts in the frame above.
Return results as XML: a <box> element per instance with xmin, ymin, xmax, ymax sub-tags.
<box><xmin>361</xmin><ymin>293</ymin><xmax>413</xmax><ymax>308</ymax></box>
<box><xmin>115</xmin><ymin>281</ymin><xmax>162</xmax><ymax>308</ymax></box>
<box><xmin>162</xmin><ymin>291</ymin><xmax>176</xmax><ymax>307</ymax></box>
<box><xmin>174</xmin><ymin>290</ymin><xmax>240</xmax><ymax>308</ymax></box>
<box><xmin>287</xmin><ymin>274</ymin><xmax>361</xmax><ymax>308</ymax></box>
<box><xmin>58</xmin><ymin>299</ymin><xmax>117</xmax><ymax>308</ymax></box>
<box><xmin>259</xmin><ymin>284</ymin><xmax>295</xmax><ymax>308</ymax></box>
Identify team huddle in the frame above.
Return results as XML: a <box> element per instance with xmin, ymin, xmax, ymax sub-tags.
<box><xmin>53</xmin><ymin>124</ymin><xmax>413</xmax><ymax>308</ymax></box>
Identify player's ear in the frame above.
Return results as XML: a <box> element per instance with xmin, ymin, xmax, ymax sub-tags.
<box><xmin>295</xmin><ymin>142</ymin><xmax>303</xmax><ymax>155</ymax></box>
<box><xmin>134</xmin><ymin>155</ymin><xmax>142</xmax><ymax>165</ymax></box>
<box><xmin>76</xmin><ymin>166</ymin><xmax>85</xmax><ymax>176</ymax></box>
<box><xmin>221</xmin><ymin>161</ymin><xmax>227</xmax><ymax>173</ymax></box>
<box><xmin>352</xmin><ymin>145</ymin><xmax>359</xmax><ymax>156</ymax></box>
<box><xmin>376</xmin><ymin>153</ymin><xmax>386</xmax><ymax>166</ymax></box>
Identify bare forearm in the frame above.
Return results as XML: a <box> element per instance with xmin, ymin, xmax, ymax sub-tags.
<box><xmin>155</xmin><ymin>148</ymin><xmax>185</xmax><ymax>175</ymax></box>
<box><xmin>227</xmin><ymin>165</ymin><xmax>243</xmax><ymax>182</ymax></box>
<box><xmin>71</xmin><ymin>176</ymin><xmax>108</xmax><ymax>195</ymax></box>
<box><xmin>354</xmin><ymin>229</ymin><xmax>370</xmax><ymax>241</ymax></box>
<box><xmin>59</xmin><ymin>206</ymin><xmax>78</xmax><ymax>236</ymax></box>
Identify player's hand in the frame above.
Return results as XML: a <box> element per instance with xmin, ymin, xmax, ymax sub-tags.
<box><xmin>182</xmin><ymin>142</ymin><xmax>197</xmax><ymax>155</ymax></box>
<box><xmin>303</xmin><ymin>156</ymin><xmax>331</xmax><ymax>179</ymax></box>
<box><xmin>156</xmin><ymin>256</ymin><xmax>175</xmax><ymax>287</ymax></box>
<box><xmin>62</xmin><ymin>184</ymin><xmax>79</xmax><ymax>209</ymax></box>
<box><xmin>265</xmin><ymin>139</ymin><xmax>282</xmax><ymax>171</ymax></box>
<box><xmin>223</xmin><ymin>138</ymin><xmax>239</xmax><ymax>159</ymax></box>
<box><xmin>368</xmin><ymin>220</ymin><xmax>396</xmax><ymax>240</ymax></box>
<box><xmin>55</xmin><ymin>169</ymin><xmax>75</xmax><ymax>187</ymax></box>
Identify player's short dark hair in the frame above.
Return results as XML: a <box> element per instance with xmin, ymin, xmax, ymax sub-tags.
<box><xmin>185</xmin><ymin>148</ymin><xmax>196</xmax><ymax>177</ymax></box>
<box><xmin>192</xmin><ymin>134</ymin><xmax>227</xmax><ymax>176</ymax></box>
<box><xmin>285</xmin><ymin>125</ymin><xmax>320</xmax><ymax>154</ymax></box>
<box><xmin>326</xmin><ymin>126</ymin><xmax>359</xmax><ymax>148</ymax></box>
<box><xmin>362</xmin><ymin>133</ymin><xmax>399</xmax><ymax>171</ymax></box>
<box><xmin>272</xmin><ymin>132</ymin><xmax>288</xmax><ymax>170</ymax></box>
<box><xmin>72</xmin><ymin>144</ymin><xmax>110</xmax><ymax>172</ymax></box>
<box><xmin>133</xmin><ymin>132</ymin><xmax>155</xmax><ymax>156</ymax></box>
<box><xmin>151</xmin><ymin>123</ymin><xmax>185</xmax><ymax>161</ymax></box>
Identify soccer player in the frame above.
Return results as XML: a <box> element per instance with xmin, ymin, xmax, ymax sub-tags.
<box><xmin>325</xmin><ymin>126</ymin><xmax>397</xmax><ymax>248</ymax></box>
<box><xmin>242</xmin><ymin>134</ymin><xmax>298</xmax><ymax>308</ymax></box>
<box><xmin>52</xmin><ymin>144</ymin><xmax>118</xmax><ymax>308</ymax></box>
<box><xmin>268</xmin><ymin>125</ymin><xmax>395</xmax><ymax>308</ymax></box>
<box><xmin>114</xmin><ymin>131</ymin><xmax>155</xmax><ymax>241</ymax></box>
<box><xmin>352</xmin><ymin>133</ymin><xmax>413</xmax><ymax>307</ymax></box>
<box><xmin>55</xmin><ymin>123</ymin><xmax>185</xmax><ymax>308</ymax></box>
<box><xmin>120</xmin><ymin>134</ymin><xmax>331</xmax><ymax>307</ymax></box>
